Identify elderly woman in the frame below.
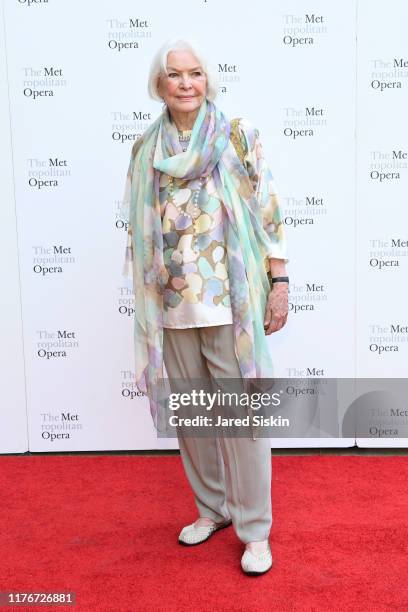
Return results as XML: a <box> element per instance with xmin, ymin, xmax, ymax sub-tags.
<box><xmin>121</xmin><ymin>37</ymin><xmax>289</xmax><ymax>575</ymax></box>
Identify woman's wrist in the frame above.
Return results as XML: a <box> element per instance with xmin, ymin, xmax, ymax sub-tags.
<box><xmin>268</xmin><ymin>257</ymin><xmax>287</xmax><ymax>278</ymax></box>
<box><xmin>266</xmin><ymin>271</ymin><xmax>289</xmax><ymax>292</ymax></box>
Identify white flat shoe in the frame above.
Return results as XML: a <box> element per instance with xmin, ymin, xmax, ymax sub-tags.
<box><xmin>178</xmin><ymin>518</ymin><xmax>232</xmax><ymax>546</ymax></box>
<box><xmin>241</xmin><ymin>543</ymin><xmax>273</xmax><ymax>575</ymax></box>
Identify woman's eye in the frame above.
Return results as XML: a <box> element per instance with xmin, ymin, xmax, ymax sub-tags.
<box><xmin>193</xmin><ymin>71</ymin><xmax>203</xmax><ymax>76</ymax></box>
<box><xmin>168</xmin><ymin>73</ymin><xmax>178</xmax><ymax>78</ymax></box>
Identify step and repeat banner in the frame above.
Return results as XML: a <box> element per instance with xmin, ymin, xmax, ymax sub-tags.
<box><xmin>0</xmin><ymin>6</ymin><xmax>27</xmax><ymax>454</ymax></box>
<box><xmin>1</xmin><ymin>0</ymin><xmax>406</xmax><ymax>453</ymax></box>
<box><xmin>355</xmin><ymin>1</ymin><xmax>408</xmax><ymax>446</ymax></box>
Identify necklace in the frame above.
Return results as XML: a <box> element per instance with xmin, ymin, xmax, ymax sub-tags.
<box><xmin>167</xmin><ymin>174</ymin><xmax>206</xmax><ymax>254</ymax></box>
<box><xmin>166</xmin><ymin>129</ymin><xmax>205</xmax><ymax>256</ymax></box>
<box><xmin>177</xmin><ymin>129</ymin><xmax>192</xmax><ymax>149</ymax></box>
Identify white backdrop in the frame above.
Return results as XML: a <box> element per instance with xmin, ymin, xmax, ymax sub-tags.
<box><xmin>1</xmin><ymin>0</ymin><xmax>406</xmax><ymax>453</ymax></box>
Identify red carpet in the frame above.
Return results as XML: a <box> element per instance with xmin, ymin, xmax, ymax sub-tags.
<box><xmin>1</xmin><ymin>454</ymin><xmax>408</xmax><ymax>611</ymax></box>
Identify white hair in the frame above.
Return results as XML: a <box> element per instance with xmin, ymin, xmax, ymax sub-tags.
<box><xmin>147</xmin><ymin>37</ymin><xmax>219</xmax><ymax>103</ymax></box>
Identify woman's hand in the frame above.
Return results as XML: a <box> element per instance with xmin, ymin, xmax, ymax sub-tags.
<box><xmin>263</xmin><ymin>283</ymin><xmax>288</xmax><ymax>335</ymax></box>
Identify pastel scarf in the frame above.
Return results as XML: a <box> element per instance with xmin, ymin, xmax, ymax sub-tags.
<box><xmin>126</xmin><ymin>98</ymin><xmax>275</xmax><ymax>431</ymax></box>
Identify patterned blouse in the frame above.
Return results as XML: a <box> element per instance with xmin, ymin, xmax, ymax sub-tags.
<box><xmin>122</xmin><ymin>119</ymin><xmax>288</xmax><ymax>329</ymax></box>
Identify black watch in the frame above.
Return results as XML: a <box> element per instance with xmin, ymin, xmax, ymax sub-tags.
<box><xmin>267</xmin><ymin>272</ymin><xmax>289</xmax><ymax>289</ymax></box>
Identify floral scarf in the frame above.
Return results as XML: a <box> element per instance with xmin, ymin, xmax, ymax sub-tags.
<box><xmin>124</xmin><ymin>98</ymin><xmax>275</xmax><ymax>431</ymax></box>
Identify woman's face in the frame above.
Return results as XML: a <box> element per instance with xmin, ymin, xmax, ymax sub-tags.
<box><xmin>157</xmin><ymin>50</ymin><xmax>207</xmax><ymax>116</ymax></box>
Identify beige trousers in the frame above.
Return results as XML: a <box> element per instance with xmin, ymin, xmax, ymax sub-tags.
<box><xmin>163</xmin><ymin>324</ymin><xmax>272</xmax><ymax>543</ymax></box>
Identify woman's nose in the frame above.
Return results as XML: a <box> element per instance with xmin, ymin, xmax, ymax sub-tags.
<box><xmin>180</xmin><ymin>76</ymin><xmax>192</xmax><ymax>88</ymax></box>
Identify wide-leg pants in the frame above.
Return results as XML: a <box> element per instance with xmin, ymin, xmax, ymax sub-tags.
<box><xmin>163</xmin><ymin>324</ymin><xmax>272</xmax><ymax>544</ymax></box>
